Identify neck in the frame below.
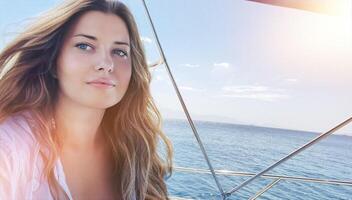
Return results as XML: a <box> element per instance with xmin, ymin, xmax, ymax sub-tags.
<box><xmin>54</xmin><ymin>95</ymin><xmax>106</xmax><ymax>152</ymax></box>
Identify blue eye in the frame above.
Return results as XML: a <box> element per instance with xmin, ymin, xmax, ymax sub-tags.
<box><xmin>113</xmin><ymin>49</ymin><xmax>128</xmax><ymax>58</ymax></box>
<box><xmin>75</xmin><ymin>43</ymin><xmax>92</xmax><ymax>51</ymax></box>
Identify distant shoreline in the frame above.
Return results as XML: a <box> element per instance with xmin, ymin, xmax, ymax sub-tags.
<box><xmin>163</xmin><ymin>117</ymin><xmax>352</xmax><ymax>137</ymax></box>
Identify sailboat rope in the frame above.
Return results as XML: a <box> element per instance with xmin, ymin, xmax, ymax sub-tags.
<box><xmin>140</xmin><ymin>0</ymin><xmax>227</xmax><ymax>198</ymax></box>
<box><xmin>140</xmin><ymin>1</ymin><xmax>352</xmax><ymax>199</ymax></box>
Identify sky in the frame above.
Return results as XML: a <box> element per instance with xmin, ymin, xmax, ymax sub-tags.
<box><xmin>0</xmin><ymin>0</ymin><xmax>351</xmax><ymax>135</ymax></box>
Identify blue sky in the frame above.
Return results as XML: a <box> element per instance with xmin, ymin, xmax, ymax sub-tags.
<box><xmin>0</xmin><ymin>0</ymin><xmax>351</xmax><ymax>135</ymax></box>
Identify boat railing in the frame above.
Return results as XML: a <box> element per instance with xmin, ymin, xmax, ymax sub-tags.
<box><xmin>173</xmin><ymin>166</ymin><xmax>352</xmax><ymax>199</ymax></box>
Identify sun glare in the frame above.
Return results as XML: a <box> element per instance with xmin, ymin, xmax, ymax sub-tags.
<box><xmin>251</xmin><ymin>0</ymin><xmax>352</xmax><ymax>85</ymax></box>
<box><xmin>325</xmin><ymin>0</ymin><xmax>352</xmax><ymax>17</ymax></box>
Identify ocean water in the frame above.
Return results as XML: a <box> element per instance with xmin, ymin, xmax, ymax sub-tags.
<box><xmin>162</xmin><ymin>119</ymin><xmax>352</xmax><ymax>200</ymax></box>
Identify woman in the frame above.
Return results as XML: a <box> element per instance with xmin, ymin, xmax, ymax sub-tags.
<box><xmin>0</xmin><ymin>0</ymin><xmax>173</xmax><ymax>199</ymax></box>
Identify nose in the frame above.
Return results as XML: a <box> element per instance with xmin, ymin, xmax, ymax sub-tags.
<box><xmin>94</xmin><ymin>50</ymin><xmax>114</xmax><ymax>73</ymax></box>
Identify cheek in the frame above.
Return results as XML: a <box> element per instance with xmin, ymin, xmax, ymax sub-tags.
<box><xmin>116</xmin><ymin>61</ymin><xmax>132</xmax><ymax>87</ymax></box>
<box><xmin>57</xmin><ymin>50</ymin><xmax>89</xmax><ymax>78</ymax></box>
<box><xmin>56</xmin><ymin>53</ymin><xmax>90</xmax><ymax>93</ymax></box>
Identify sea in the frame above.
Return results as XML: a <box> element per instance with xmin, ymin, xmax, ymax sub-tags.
<box><xmin>161</xmin><ymin>119</ymin><xmax>352</xmax><ymax>200</ymax></box>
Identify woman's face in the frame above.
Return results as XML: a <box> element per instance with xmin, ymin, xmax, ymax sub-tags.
<box><xmin>56</xmin><ymin>11</ymin><xmax>132</xmax><ymax>109</ymax></box>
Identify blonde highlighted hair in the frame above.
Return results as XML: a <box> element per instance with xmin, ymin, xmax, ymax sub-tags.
<box><xmin>0</xmin><ymin>0</ymin><xmax>173</xmax><ymax>199</ymax></box>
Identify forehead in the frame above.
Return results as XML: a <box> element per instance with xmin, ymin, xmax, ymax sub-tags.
<box><xmin>67</xmin><ymin>10</ymin><xmax>130</xmax><ymax>42</ymax></box>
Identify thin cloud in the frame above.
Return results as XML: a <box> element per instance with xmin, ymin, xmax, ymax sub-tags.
<box><xmin>181</xmin><ymin>63</ymin><xmax>200</xmax><ymax>68</ymax></box>
<box><xmin>222</xmin><ymin>93</ymin><xmax>289</xmax><ymax>102</ymax></box>
<box><xmin>141</xmin><ymin>36</ymin><xmax>153</xmax><ymax>44</ymax></box>
<box><xmin>221</xmin><ymin>85</ymin><xmax>289</xmax><ymax>102</ymax></box>
<box><xmin>212</xmin><ymin>62</ymin><xmax>232</xmax><ymax>74</ymax></box>
<box><xmin>285</xmin><ymin>78</ymin><xmax>298</xmax><ymax>82</ymax></box>
<box><xmin>180</xmin><ymin>86</ymin><xmax>194</xmax><ymax>90</ymax></box>
<box><xmin>151</xmin><ymin>67</ymin><xmax>166</xmax><ymax>80</ymax></box>
<box><xmin>180</xmin><ymin>86</ymin><xmax>205</xmax><ymax>92</ymax></box>
<box><xmin>223</xmin><ymin>85</ymin><xmax>268</xmax><ymax>93</ymax></box>
<box><xmin>213</xmin><ymin>62</ymin><xmax>230</xmax><ymax>69</ymax></box>
<box><xmin>155</xmin><ymin>75</ymin><xmax>164</xmax><ymax>81</ymax></box>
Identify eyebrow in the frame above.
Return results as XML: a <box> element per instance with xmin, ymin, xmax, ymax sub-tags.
<box><xmin>73</xmin><ymin>33</ymin><xmax>130</xmax><ymax>46</ymax></box>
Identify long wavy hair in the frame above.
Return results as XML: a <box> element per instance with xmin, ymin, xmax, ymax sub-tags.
<box><xmin>0</xmin><ymin>0</ymin><xmax>173</xmax><ymax>199</ymax></box>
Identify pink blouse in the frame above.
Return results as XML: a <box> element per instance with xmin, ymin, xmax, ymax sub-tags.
<box><xmin>0</xmin><ymin>112</ymin><xmax>74</xmax><ymax>200</ymax></box>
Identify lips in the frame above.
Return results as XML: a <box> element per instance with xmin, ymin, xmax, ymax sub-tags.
<box><xmin>87</xmin><ymin>78</ymin><xmax>116</xmax><ymax>87</ymax></box>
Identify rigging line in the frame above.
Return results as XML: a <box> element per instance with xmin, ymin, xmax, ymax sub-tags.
<box><xmin>225</xmin><ymin>116</ymin><xmax>352</xmax><ymax>196</ymax></box>
<box><xmin>140</xmin><ymin>0</ymin><xmax>226</xmax><ymax>198</ymax></box>
<box><xmin>249</xmin><ymin>178</ymin><xmax>281</xmax><ymax>200</ymax></box>
<box><xmin>174</xmin><ymin>166</ymin><xmax>352</xmax><ymax>186</ymax></box>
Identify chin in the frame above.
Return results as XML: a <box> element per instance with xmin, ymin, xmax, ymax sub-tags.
<box><xmin>86</xmin><ymin>98</ymin><xmax>123</xmax><ymax>109</ymax></box>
